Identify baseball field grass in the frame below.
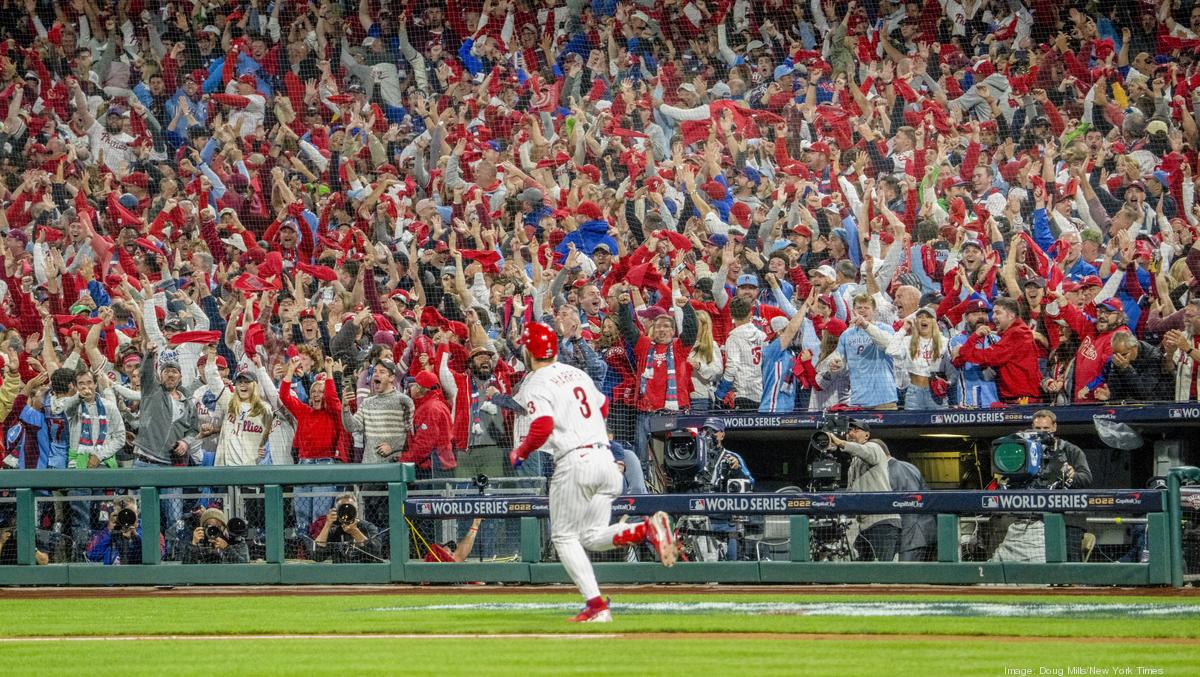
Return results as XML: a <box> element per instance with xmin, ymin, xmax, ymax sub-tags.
<box><xmin>2</xmin><ymin>590</ymin><xmax>1198</xmax><ymax>675</ymax></box>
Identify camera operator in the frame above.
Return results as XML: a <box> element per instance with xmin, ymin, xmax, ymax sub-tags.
<box><xmin>699</xmin><ymin>418</ymin><xmax>754</xmax><ymax>561</ymax></box>
<box><xmin>85</xmin><ymin>497</ymin><xmax>161</xmax><ymax>565</ymax></box>
<box><xmin>992</xmin><ymin>410</ymin><xmax>1093</xmax><ymax>563</ymax></box>
<box><xmin>824</xmin><ymin>419</ymin><xmax>901</xmax><ymax>561</ymax></box>
<box><xmin>698</xmin><ymin>419</ymin><xmax>754</xmax><ymax>489</ymax></box>
<box><xmin>0</xmin><ymin>515</ymin><xmax>50</xmax><ymax>565</ymax></box>
<box><xmin>183</xmin><ymin>508</ymin><xmax>250</xmax><ymax>564</ymax></box>
<box><xmin>1030</xmin><ymin>410</ymin><xmax>1092</xmax><ymax>491</ymax></box>
<box><xmin>313</xmin><ymin>494</ymin><xmax>382</xmax><ymax>563</ymax></box>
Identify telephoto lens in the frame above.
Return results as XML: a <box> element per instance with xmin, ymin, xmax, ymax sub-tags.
<box><xmin>115</xmin><ymin>508</ymin><xmax>137</xmax><ymax>529</ymax></box>
<box><xmin>226</xmin><ymin>517</ymin><xmax>248</xmax><ymax>538</ymax></box>
<box><xmin>336</xmin><ymin>503</ymin><xmax>357</xmax><ymax>525</ymax></box>
<box><xmin>204</xmin><ymin>524</ymin><xmax>224</xmax><ymax>541</ymax></box>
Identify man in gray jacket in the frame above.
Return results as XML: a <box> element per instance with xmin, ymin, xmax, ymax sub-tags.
<box><xmin>133</xmin><ymin>345</ymin><xmax>200</xmax><ymax>545</ymax></box>
<box><xmin>827</xmin><ymin>419</ymin><xmax>901</xmax><ymax>562</ymax></box>
<box><xmin>133</xmin><ymin>346</ymin><xmax>200</xmax><ymax>467</ymax></box>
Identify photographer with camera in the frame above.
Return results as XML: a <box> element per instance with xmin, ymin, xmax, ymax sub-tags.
<box><xmin>0</xmin><ymin>515</ymin><xmax>50</xmax><ymax>565</ymax></box>
<box><xmin>823</xmin><ymin>419</ymin><xmax>902</xmax><ymax>562</ymax></box>
<box><xmin>313</xmin><ymin>494</ymin><xmax>382</xmax><ymax>563</ymax></box>
<box><xmin>698</xmin><ymin>418</ymin><xmax>754</xmax><ymax>561</ymax></box>
<box><xmin>992</xmin><ymin>410</ymin><xmax>1093</xmax><ymax>563</ymax></box>
<box><xmin>85</xmin><ymin>497</ymin><xmax>162</xmax><ymax>565</ymax></box>
<box><xmin>182</xmin><ymin>508</ymin><xmax>250</xmax><ymax>564</ymax></box>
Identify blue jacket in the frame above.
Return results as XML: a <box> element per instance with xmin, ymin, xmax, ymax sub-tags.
<box><xmin>556</xmin><ymin>219</ymin><xmax>618</xmax><ymax>259</ymax></box>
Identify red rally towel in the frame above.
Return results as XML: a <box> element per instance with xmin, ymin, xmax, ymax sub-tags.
<box><xmin>167</xmin><ymin>330</ymin><xmax>223</xmax><ymax>345</ymax></box>
<box><xmin>295</xmin><ymin>261</ymin><xmax>338</xmax><ymax>281</ymax></box>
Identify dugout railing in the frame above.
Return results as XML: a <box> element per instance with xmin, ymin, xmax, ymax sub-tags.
<box><xmin>1</xmin><ymin>465</ymin><xmax>1197</xmax><ymax>586</ymax></box>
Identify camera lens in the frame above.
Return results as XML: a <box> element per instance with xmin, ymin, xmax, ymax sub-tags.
<box><xmin>204</xmin><ymin>524</ymin><xmax>223</xmax><ymax>541</ymax></box>
<box><xmin>811</xmin><ymin>431</ymin><xmax>832</xmax><ymax>452</ymax></box>
<box><xmin>227</xmin><ymin>517</ymin><xmax>248</xmax><ymax>538</ymax></box>
<box><xmin>336</xmin><ymin>503</ymin><xmax>357</xmax><ymax>524</ymax></box>
<box><xmin>115</xmin><ymin>508</ymin><xmax>137</xmax><ymax>528</ymax></box>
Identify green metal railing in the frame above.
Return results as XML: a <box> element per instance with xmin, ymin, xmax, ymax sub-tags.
<box><xmin>0</xmin><ymin>465</ymin><xmax>413</xmax><ymax>585</ymax></box>
<box><xmin>0</xmin><ymin>465</ymin><xmax>1194</xmax><ymax>586</ymax></box>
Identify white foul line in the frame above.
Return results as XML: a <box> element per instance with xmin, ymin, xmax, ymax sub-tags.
<box><xmin>0</xmin><ymin>634</ymin><xmax>616</xmax><ymax>642</ymax></box>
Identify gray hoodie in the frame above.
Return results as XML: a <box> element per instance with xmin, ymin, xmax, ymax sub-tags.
<box><xmin>133</xmin><ymin>350</ymin><xmax>200</xmax><ymax>465</ymax></box>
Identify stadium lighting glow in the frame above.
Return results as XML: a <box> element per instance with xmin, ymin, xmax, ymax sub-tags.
<box><xmin>920</xmin><ymin>434</ymin><xmax>972</xmax><ymax>440</ymax></box>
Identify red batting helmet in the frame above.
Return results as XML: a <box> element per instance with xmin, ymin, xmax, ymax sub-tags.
<box><xmin>518</xmin><ymin>322</ymin><xmax>558</xmax><ymax>360</ymax></box>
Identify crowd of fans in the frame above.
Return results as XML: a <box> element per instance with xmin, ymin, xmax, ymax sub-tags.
<box><xmin>0</xmin><ymin>0</ymin><xmax>1195</xmax><ymax>491</ymax></box>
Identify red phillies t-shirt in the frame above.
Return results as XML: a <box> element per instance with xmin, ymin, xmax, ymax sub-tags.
<box><xmin>424</xmin><ymin>543</ymin><xmax>455</xmax><ymax>563</ymax></box>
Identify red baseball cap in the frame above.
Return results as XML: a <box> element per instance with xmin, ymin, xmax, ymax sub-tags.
<box><xmin>414</xmin><ymin>371</ymin><xmax>439</xmax><ymax>390</ymax></box>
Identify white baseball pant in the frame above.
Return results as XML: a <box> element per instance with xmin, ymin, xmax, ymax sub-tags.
<box><xmin>549</xmin><ymin>445</ymin><xmax>627</xmax><ymax>600</ymax></box>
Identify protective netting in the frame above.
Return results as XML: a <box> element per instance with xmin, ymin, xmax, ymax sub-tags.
<box><xmin>1182</xmin><ymin>487</ymin><xmax>1200</xmax><ymax>579</ymax></box>
<box><xmin>0</xmin><ymin>1</ymin><xmax>1197</xmax><ymax>537</ymax></box>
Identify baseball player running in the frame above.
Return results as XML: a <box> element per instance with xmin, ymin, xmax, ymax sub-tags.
<box><xmin>509</xmin><ymin>322</ymin><xmax>678</xmax><ymax>623</ymax></box>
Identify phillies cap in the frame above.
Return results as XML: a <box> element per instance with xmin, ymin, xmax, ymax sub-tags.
<box><xmin>963</xmin><ymin>298</ymin><xmax>991</xmax><ymax>314</ymax></box>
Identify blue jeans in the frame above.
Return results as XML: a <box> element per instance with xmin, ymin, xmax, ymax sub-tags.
<box><xmin>634</xmin><ymin>411</ymin><xmax>654</xmax><ymax>470</ymax></box>
<box><xmin>903</xmin><ymin>384</ymin><xmax>946</xmax><ymax>411</ymax></box>
<box><xmin>294</xmin><ymin>458</ymin><xmax>337</xmax><ymax>536</ymax></box>
<box><xmin>618</xmin><ymin>448</ymin><xmax>647</xmax><ymax>495</ymax></box>
<box><xmin>68</xmin><ymin>488</ymin><xmax>92</xmax><ymax>555</ymax></box>
<box><xmin>133</xmin><ymin>458</ymin><xmax>186</xmax><ymax>544</ymax></box>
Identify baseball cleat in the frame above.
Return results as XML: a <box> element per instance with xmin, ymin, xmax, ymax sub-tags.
<box><xmin>646</xmin><ymin>511</ymin><xmax>678</xmax><ymax>568</ymax></box>
<box><xmin>569</xmin><ymin>598</ymin><xmax>612</xmax><ymax>623</ymax></box>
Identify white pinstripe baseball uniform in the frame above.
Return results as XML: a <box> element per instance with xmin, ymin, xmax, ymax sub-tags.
<box><xmin>515</xmin><ymin>362</ymin><xmax>627</xmax><ymax>600</ymax></box>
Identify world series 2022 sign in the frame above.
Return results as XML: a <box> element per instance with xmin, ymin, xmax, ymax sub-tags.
<box><xmin>406</xmin><ymin>490</ymin><xmax>1162</xmax><ymax>519</ymax></box>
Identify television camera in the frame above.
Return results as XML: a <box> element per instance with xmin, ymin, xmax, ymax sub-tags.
<box><xmin>805</xmin><ymin>414</ymin><xmax>851</xmax><ymax>491</ymax></box>
<box><xmin>991</xmin><ymin>430</ymin><xmax>1069</xmax><ymax>489</ymax></box>
<box><xmin>662</xmin><ymin>426</ymin><xmax>750</xmax><ymax>494</ymax></box>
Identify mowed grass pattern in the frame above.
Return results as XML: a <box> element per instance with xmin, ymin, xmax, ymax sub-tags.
<box><xmin>1</xmin><ymin>593</ymin><xmax>1197</xmax><ymax>675</ymax></box>
<box><xmin>2</xmin><ymin>637</ymin><xmax>1198</xmax><ymax>676</ymax></box>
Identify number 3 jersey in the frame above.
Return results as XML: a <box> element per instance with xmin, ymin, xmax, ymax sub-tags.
<box><xmin>514</xmin><ymin>362</ymin><xmax>609</xmax><ymax>461</ymax></box>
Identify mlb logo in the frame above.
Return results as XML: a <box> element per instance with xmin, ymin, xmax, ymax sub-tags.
<box><xmin>689</xmin><ymin>499</ymin><xmax>706</xmax><ymax>511</ymax></box>
<box><xmin>1171</xmin><ymin>410</ymin><xmax>1183</xmax><ymax>419</ymax></box>
<box><xmin>417</xmin><ymin>503</ymin><xmax>433</xmax><ymax>515</ymax></box>
<box><xmin>981</xmin><ymin>496</ymin><xmax>999</xmax><ymax>508</ymax></box>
